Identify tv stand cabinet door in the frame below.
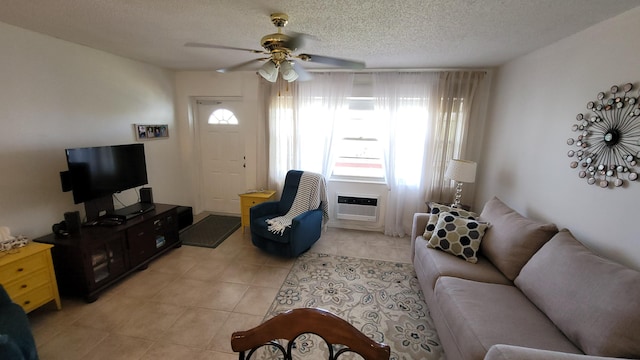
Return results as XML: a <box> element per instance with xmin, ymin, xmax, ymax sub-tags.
<box><xmin>126</xmin><ymin>221</ymin><xmax>157</xmax><ymax>266</ymax></box>
<box><xmin>85</xmin><ymin>233</ymin><xmax>128</xmax><ymax>290</ymax></box>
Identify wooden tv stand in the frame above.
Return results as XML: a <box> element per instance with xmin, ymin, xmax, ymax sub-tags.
<box><xmin>35</xmin><ymin>203</ymin><xmax>180</xmax><ymax>302</ymax></box>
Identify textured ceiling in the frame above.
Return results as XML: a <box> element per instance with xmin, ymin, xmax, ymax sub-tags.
<box><xmin>0</xmin><ymin>0</ymin><xmax>639</xmax><ymax>71</ymax></box>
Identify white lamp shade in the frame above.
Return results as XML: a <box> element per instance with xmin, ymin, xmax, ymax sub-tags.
<box><xmin>280</xmin><ymin>61</ymin><xmax>298</xmax><ymax>82</ymax></box>
<box><xmin>445</xmin><ymin>159</ymin><xmax>477</xmax><ymax>183</ymax></box>
<box><xmin>258</xmin><ymin>61</ymin><xmax>278</xmax><ymax>82</ymax></box>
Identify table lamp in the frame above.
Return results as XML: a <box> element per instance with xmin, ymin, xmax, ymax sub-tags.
<box><xmin>445</xmin><ymin>159</ymin><xmax>477</xmax><ymax>208</ymax></box>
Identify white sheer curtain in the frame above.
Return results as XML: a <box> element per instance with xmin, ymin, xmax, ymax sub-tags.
<box><xmin>263</xmin><ymin>71</ymin><xmax>485</xmax><ymax>235</ymax></box>
<box><xmin>265</xmin><ymin>78</ymin><xmax>297</xmax><ymax>193</ymax></box>
<box><xmin>373</xmin><ymin>72</ymin><xmax>439</xmax><ymax>236</ymax></box>
<box><xmin>267</xmin><ymin>73</ymin><xmax>354</xmax><ymax>192</ymax></box>
<box><xmin>424</xmin><ymin>71</ymin><xmax>484</xmax><ymax>204</ymax></box>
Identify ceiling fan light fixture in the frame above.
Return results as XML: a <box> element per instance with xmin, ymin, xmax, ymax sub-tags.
<box><xmin>258</xmin><ymin>60</ymin><xmax>279</xmax><ymax>82</ymax></box>
<box><xmin>280</xmin><ymin>61</ymin><xmax>298</xmax><ymax>82</ymax></box>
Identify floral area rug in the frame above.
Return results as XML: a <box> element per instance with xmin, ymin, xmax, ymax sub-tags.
<box><xmin>260</xmin><ymin>252</ymin><xmax>445</xmax><ymax>360</ymax></box>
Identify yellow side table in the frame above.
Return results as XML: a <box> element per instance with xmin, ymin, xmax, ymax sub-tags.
<box><xmin>0</xmin><ymin>242</ymin><xmax>61</xmax><ymax>313</ymax></box>
<box><xmin>239</xmin><ymin>190</ymin><xmax>277</xmax><ymax>233</ymax></box>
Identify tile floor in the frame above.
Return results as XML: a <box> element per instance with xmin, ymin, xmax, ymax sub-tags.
<box><xmin>27</xmin><ymin>219</ymin><xmax>412</xmax><ymax>359</ymax></box>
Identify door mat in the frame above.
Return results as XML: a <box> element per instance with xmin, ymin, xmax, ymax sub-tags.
<box><xmin>179</xmin><ymin>214</ymin><xmax>241</xmax><ymax>248</ymax></box>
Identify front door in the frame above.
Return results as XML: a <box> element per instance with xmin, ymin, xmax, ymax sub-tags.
<box><xmin>196</xmin><ymin>98</ymin><xmax>246</xmax><ymax>214</ymax></box>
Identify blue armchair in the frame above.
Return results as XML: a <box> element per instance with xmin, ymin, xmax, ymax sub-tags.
<box><xmin>250</xmin><ymin>170</ymin><xmax>328</xmax><ymax>257</ymax></box>
<box><xmin>0</xmin><ymin>285</ymin><xmax>39</xmax><ymax>360</ymax></box>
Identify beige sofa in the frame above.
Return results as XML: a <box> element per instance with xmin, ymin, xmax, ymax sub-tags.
<box><xmin>411</xmin><ymin>197</ymin><xmax>640</xmax><ymax>360</ymax></box>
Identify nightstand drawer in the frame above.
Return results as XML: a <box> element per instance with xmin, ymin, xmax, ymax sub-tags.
<box><xmin>0</xmin><ymin>251</ymin><xmax>47</xmax><ymax>280</ymax></box>
<box><xmin>13</xmin><ymin>283</ymin><xmax>54</xmax><ymax>313</ymax></box>
<box><xmin>242</xmin><ymin>198</ymin><xmax>266</xmax><ymax>208</ymax></box>
<box><xmin>3</xmin><ymin>268</ymin><xmax>51</xmax><ymax>299</ymax></box>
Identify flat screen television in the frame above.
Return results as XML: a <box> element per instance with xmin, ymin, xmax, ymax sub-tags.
<box><xmin>65</xmin><ymin>144</ymin><xmax>148</xmax><ymax>204</ymax></box>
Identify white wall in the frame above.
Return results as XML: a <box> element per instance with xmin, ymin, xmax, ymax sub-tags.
<box><xmin>476</xmin><ymin>7</ymin><xmax>640</xmax><ymax>270</ymax></box>
<box><xmin>0</xmin><ymin>22</ymin><xmax>185</xmax><ymax>238</ymax></box>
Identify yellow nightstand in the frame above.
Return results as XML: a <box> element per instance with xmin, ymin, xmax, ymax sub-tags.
<box><xmin>239</xmin><ymin>190</ymin><xmax>277</xmax><ymax>233</ymax></box>
<box><xmin>0</xmin><ymin>242</ymin><xmax>61</xmax><ymax>313</ymax></box>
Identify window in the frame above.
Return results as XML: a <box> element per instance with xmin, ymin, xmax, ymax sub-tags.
<box><xmin>331</xmin><ymin>97</ymin><xmax>386</xmax><ymax>179</ymax></box>
<box><xmin>208</xmin><ymin>108</ymin><xmax>238</xmax><ymax>125</ymax></box>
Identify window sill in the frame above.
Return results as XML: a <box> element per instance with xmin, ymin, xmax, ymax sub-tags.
<box><xmin>328</xmin><ymin>176</ymin><xmax>388</xmax><ymax>186</ymax></box>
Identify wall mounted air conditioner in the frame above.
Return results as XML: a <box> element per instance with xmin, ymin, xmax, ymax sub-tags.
<box><xmin>336</xmin><ymin>194</ymin><xmax>379</xmax><ymax>222</ymax></box>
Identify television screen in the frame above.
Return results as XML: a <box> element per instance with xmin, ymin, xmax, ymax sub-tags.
<box><xmin>65</xmin><ymin>144</ymin><xmax>148</xmax><ymax>204</ymax></box>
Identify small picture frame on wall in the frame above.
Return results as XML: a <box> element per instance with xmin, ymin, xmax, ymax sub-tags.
<box><xmin>135</xmin><ymin>124</ymin><xmax>169</xmax><ymax>140</ymax></box>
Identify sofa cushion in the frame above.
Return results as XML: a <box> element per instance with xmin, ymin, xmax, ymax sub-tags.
<box><xmin>433</xmin><ymin>277</ymin><xmax>581</xmax><ymax>360</ymax></box>
<box><xmin>485</xmin><ymin>344</ymin><xmax>619</xmax><ymax>360</ymax></box>
<box><xmin>423</xmin><ymin>202</ymin><xmax>478</xmax><ymax>240</ymax></box>
<box><xmin>427</xmin><ymin>212</ymin><xmax>489</xmax><ymax>263</ymax></box>
<box><xmin>515</xmin><ymin>229</ymin><xmax>640</xmax><ymax>358</ymax></box>
<box><xmin>251</xmin><ymin>214</ymin><xmax>292</xmax><ymax>243</ymax></box>
<box><xmin>479</xmin><ymin>197</ymin><xmax>557</xmax><ymax>280</ymax></box>
<box><xmin>414</xmin><ymin>236</ymin><xmax>511</xmax><ymax>300</ymax></box>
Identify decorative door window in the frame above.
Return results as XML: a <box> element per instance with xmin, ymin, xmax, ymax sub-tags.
<box><xmin>208</xmin><ymin>109</ymin><xmax>239</xmax><ymax>125</ymax></box>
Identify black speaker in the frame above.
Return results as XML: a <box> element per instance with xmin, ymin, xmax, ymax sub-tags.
<box><xmin>60</xmin><ymin>171</ymin><xmax>72</xmax><ymax>192</ymax></box>
<box><xmin>64</xmin><ymin>211</ymin><xmax>81</xmax><ymax>233</ymax></box>
<box><xmin>140</xmin><ymin>187</ymin><xmax>153</xmax><ymax>204</ymax></box>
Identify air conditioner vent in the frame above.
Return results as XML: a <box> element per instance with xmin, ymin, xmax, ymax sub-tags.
<box><xmin>336</xmin><ymin>194</ymin><xmax>379</xmax><ymax>222</ymax></box>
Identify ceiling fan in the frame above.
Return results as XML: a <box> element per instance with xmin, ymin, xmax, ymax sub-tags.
<box><xmin>185</xmin><ymin>13</ymin><xmax>366</xmax><ymax>82</ymax></box>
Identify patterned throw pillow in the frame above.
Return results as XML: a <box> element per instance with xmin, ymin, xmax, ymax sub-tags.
<box><xmin>427</xmin><ymin>212</ymin><xmax>489</xmax><ymax>263</ymax></box>
<box><xmin>422</xmin><ymin>202</ymin><xmax>479</xmax><ymax>240</ymax></box>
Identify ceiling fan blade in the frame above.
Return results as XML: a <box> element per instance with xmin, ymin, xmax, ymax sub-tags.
<box><xmin>185</xmin><ymin>42</ymin><xmax>266</xmax><ymax>54</ymax></box>
<box><xmin>216</xmin><ymin>58</ymin><xmax>268</xmax><ymax>73</ymax></box>
<box><xmin>283</xmin><ymin>31</ymin><xmax>317</xmax><ymax>51</ymax></box>
<box><xmin>283</xmin><ymin>32</ymin><xmax>304</xmax><ymax>52</ymax></box>
<box><xmin>290</xmin><ymin>61</ymin><xmax>313</xmax><ymax>81</ymax></box>
<box><xmin>297</xmin><ymin>53</ymin><xmax>365</xmax><ymax>70</ymax></box>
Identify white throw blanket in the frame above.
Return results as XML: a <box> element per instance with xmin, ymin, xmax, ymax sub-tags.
<box><xmin>266</xmin><ymin>171</ymin><xmax>329</xmax><ymax>235</ymax></box>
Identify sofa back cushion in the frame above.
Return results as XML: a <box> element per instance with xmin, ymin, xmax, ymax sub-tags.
<box><xmin>515</xmin><ymin>229</ymin><xmax>640</xmax><ymax>358</ymax></box>
<box><xmin>479</xmin><ymin>197</ymin><xmax>557</xmax><ymax>280</ymax></box>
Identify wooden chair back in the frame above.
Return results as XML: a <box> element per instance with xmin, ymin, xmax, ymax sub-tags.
<box><xmin>231</xmin><ymin>307</ymin><xmax>391</xmax><ymax>360</ymax></box>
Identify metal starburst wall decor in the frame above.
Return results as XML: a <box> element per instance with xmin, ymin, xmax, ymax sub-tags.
<box><xmin>567</xmin><ymin>82</ymin><xmax>640</xmax><ymax>188</ymax></box>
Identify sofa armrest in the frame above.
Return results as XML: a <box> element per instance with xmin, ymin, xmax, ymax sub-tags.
<box><xmin>292</xmin><ymin>209</ymin><xmax>323</xmax><ymax>235</ymax></box>
<box><xmin>411</xmin><ymin>213</ymin><xmax>430</xmax><ymax>241</ymax></box>
<box><xmin>0</xmin><ymin>285</ymin><xmax>39</xmax><ymax>360</ymax></box>
<box><xmin>484</xmin><ymin>345</ymin><xmax>628</xmax><ymax>360</ymax></box>
<box><xmin>250</xmin><ymin>201</ymin><xmax>281</xmax><ymax>220</ymax></box>
<box><xmin>411</xmin><ymin>213</ymin><xmax>430</xmax><ymax>262</ymax></box>
<box><xmin>0</xmin><ymin>285</ymin><xmax>12</xmax><ymax>306</ymax></box>
<box><xmin>292</xmin><ymin>208</ymin><xmax>323</xmax><ymax>225</ymax></box>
